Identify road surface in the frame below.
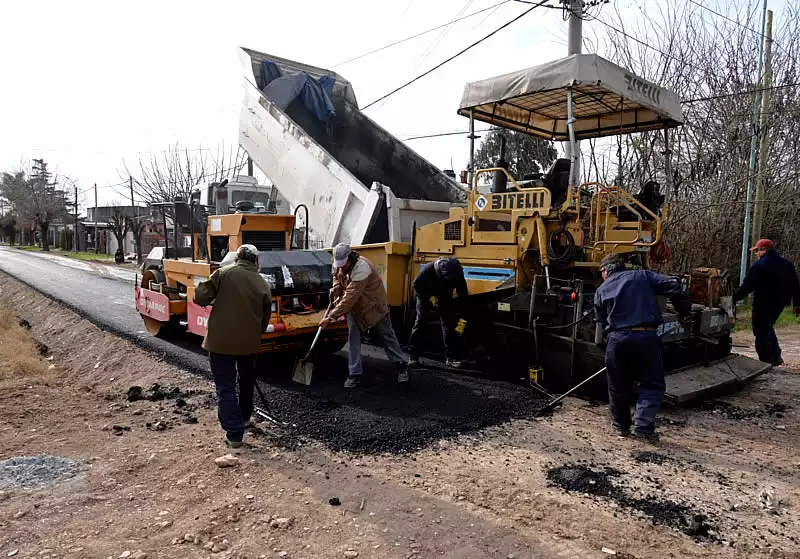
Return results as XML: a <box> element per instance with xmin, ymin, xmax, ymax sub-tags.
<box><xmin>0</xmin><ymin>246</ymin><xmax>209</xmax><ymax>371</ymax></box>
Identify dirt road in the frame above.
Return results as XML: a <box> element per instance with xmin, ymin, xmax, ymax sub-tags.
<box><xmin>2</xmin><ymin>274</ymin><xmax>800</xmax><ymax>558</ymax></box>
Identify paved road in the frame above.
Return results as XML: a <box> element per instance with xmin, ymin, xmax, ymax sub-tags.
<box><xmin>0</xmin><ymin>246</ymin><xmax>209</xmax><ymax>371</ymax></box>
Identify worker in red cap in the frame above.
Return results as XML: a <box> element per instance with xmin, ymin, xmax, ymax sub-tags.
<box><xmin>734</xmin><ymin>239</ymin><xmax>800</xmax><ymax>365</ymax></box>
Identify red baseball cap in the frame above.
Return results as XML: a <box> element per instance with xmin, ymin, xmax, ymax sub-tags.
<box><xmin>749</xmin><ymin>239</ymin><xmax>774</xmax><ymax>251</ymax></box>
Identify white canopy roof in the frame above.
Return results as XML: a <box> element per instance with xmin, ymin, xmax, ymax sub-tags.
<box><xmin>458</xmin><ymin>54</ymin><xmax>683</xmax><ymax>141</ymax></box>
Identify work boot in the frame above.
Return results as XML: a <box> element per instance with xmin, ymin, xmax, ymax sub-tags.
<box><xmin>343</xmin><ymin>375</ymin><xmax>361</xmax><ymax>389</ymax></box>
<box><xmin>224</xmin><ymin>433</ymin><xmax>244</xmax><ymax>449</ymax></box>
<box><xmin>632</xmin><ymin>430</ymin><xmax>660</xmax><ymax>444</ymax></box>
<box><xmin>397</xmin><ymin>369</ymin><xmax>410</xmax><ymax>383</ymax></box>
<box><xmin>613</xmin><ymin>426</ymin><xmax>630</xmax><ymax>439</ymax></box>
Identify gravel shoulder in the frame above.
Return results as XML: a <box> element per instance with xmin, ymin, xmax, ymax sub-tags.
<box><xmin>1</xmin><ymin>273</ymin><xmax>800</xmax><ymax>559</ymax></box>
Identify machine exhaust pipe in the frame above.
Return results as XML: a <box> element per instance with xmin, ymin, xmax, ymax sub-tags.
<box><xmin>492</xmin><ymin>135</ymin><xmax>509</xmax><ymax>194</ymax></box>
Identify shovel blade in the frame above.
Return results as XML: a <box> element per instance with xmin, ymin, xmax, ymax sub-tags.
<box><xmin>292</xmin><ymin>358</ymin><xmax>314</xmax><ymax>385</ymax></box>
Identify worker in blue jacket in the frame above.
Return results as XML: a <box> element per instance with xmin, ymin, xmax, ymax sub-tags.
<box><xmin>594</xmin><ymin>253</ymin><xmax>691</xmax><ymax>443</ymax></box>
<box><xmin>408</xmin><ymin>257</ymin><xmax>468</xmax><ymax>368</ymax></box>
<box><xmin>734</xmin><ymin>239</ymin><xmax>800</xmax><ymax>365</ymax></box>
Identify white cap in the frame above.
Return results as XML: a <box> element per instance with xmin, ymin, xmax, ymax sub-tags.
<box><xmin>333</xmin><ymin>243</ymin><xmax>351</xmax><ymax>268</ymax></box>
<box><xmin>237</xmin><ymin>244</ymin><xmax>259</xmax><ymax>259</ymax></box>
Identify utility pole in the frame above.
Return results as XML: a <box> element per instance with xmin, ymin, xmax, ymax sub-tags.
<box><xmin>94</xmin><ymin>183</ymin><xmax>99</xmax><ymax>254</ymax></box>
<box><xmin>752</xmin><ymin>9</ymin><xmax>774</xmax><ymax>246</ymax></box>
<box><xmin>565</xmin><ymin>0</ymin><xmax>583</xmax><ymax>186</ymax></box>
<box><xmin>74</xmin><ymin>185</ymin><xmax>79</xmax><ymax>251</ymax></box>
<box><xmin>740</xmin><ymin>0</ymin><xmax>769</xmax><ymax>286</ymax></box>
<box><xmin>129</xmin><ymin>176</ymin><xmax>137</xmax><ymax>260</ymax></box>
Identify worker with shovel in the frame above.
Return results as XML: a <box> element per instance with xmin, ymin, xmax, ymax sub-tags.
<box><xmin>594</xmin><ymin>253</ymin><xmax>690</xmax><ymax>443</ymax></box>
<box><xmin>320</xmin><ymin>243</ymin><xmax>410</xmax><ymax>388</ymax></box>
<box><xmin>194</xmin><ymin>244</ymin><xmax>272</xmax><ymax>449</ymax></box>
<box><xmin>408</xmin><ymin>257</ymin><xmax>469</xmax><ymax>369</ymax></box>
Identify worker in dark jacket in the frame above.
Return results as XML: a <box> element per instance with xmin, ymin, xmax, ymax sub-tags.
<box><xmin>194</xmin><ymin>244</ymin><xmax>272</xmax><ymax>448</ymax></box>
<box><xmin>408</xmin><ymin>257</ymin><xmax>469</xmax><ymax>368</ymax></box>
<box><xmin>594</xmin><ymin>253</ymin><xmax>691</xmax><ymax>443</ymax></box>
<box><xmin>734</xmin><ymin>239</ymin><xmax>800</xmax><ymax>365</ymax></box>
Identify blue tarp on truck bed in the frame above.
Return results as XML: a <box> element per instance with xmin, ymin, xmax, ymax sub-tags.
<box><xmin>260</xmin><ymin>60</ymin><xmax>336</xmax><ymax>123</ymax></box>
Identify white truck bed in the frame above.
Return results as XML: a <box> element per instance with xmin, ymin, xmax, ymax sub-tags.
<box><xmin>238</xmin><ymin>47</ymin><xmax>464</xmax><ymax>247</ymax></box>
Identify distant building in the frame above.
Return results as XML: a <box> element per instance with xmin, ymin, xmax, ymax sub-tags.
<box><xmin>84</xmin><ymin>205</ymin><xmax>148</xmax><ymax>255</ymax></box>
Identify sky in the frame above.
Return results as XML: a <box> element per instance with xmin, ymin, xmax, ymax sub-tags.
<box><xmin>0</xmin><ymin>0</ymin><xmax>787</xmax><ymax>211</ymax></box>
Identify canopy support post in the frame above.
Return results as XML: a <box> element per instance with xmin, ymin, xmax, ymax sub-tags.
<box><xmin>468</xmin><ymin>109</ymin><xmax>476</xmax><ymax>187</ymax></box>
<box><xmin>566</xmin><ymin>87</ymin><xmax>579</xmax><ymax>199</ymax></box>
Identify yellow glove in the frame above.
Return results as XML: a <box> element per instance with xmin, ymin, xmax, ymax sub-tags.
<box><xmin>455</xmin><ymin>318</ymin><xmax>467</xmax><ymax>334</ymax></box>
<box><xmin>429</xmin><ymin>296</ymin><xmax>439</xmax><ymax>307</ymax></box>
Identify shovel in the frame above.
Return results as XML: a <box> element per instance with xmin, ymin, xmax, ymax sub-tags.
<box><xmin>537</xmin><ymin>366</ymin><xmax>607</xmax><ymax>416</ymax></box>
<box><xmin>253</xmin><ymin>381</ymin><xmax>289</xmax><ymax>427</ymax></box>
<box><xmin>292</xmin><ymin>303</ymin><xmax>334</xmax><ymax>385</ymax></box>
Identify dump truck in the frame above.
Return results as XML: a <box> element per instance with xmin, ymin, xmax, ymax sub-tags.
<box><xmin>237</xmin><ymin>48</ymin><xmax>768</xmax><ymax>402</ymax></box>
<box><xmin>237</xmin><ymin>48</ymin><xmax>465</xmax><ymax>248</ymax></box>
<box><xmin>135</xmin><ymin>190</ymin><xmax>349</xmax><ymax>354</ymax></box>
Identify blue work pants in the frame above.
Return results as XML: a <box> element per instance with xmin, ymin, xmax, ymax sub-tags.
<box><xmin>752</xmin><ymin>303</ymin><xmax>783</xmax><ymax>364</ymax></box>
<box><xmin>605</xmin><ymin>330</ymin><xmax>664</xmax><ymax>435</ymax></box>
<box><xmin>209</xmin><ymin>353</ymin><xmax>256</xmax><ymax>442</ymax></box>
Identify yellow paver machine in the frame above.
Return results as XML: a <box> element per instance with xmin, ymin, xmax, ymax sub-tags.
<box><xmin>357</xmin><ymin>54</ymin><xmax>768</xmax><ymax>402</ymax></box>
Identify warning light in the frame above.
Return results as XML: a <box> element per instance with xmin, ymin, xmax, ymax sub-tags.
<box><xmin>570</xmin><ymin>292</ymin><xmax>577</xmax><ymax>301</ymax></box>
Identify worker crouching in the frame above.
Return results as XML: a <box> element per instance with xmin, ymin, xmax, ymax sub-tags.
<box><xmin>408</xmin><ymin>257</ymin><xmax>469</xmax><ymax>368</ymax></box>
<box><xmin>594</xmin><ymin>253</ymin><xmax>690</xmax><ymax>443</ymax></box>
<box><xmin>194</xmin><ymin>244</ymin><xmax>272</xmax><ymax>449</ymax></box>
<box><xmin>322</xmin><ymin>243</ymin><xmax>410</xmax><ymax>388</ymax></box>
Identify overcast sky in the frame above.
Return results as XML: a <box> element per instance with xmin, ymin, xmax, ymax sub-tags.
<box><xmin>0</xmin><ymin>0</ymin><xmax>785</xmax><ymax>209</ymax></box>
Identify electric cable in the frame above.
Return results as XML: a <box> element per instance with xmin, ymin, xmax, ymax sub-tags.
<box><xmin>362</xmin><ymin>0</ymin><xmax>552</xmax><ymax>110</ymax></box>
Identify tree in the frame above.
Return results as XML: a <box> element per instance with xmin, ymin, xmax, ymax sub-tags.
<box><xmin>122</xmin><ymin>142</ymin><xmax>242</xmax><ymax>205</ymax></box>
<box><xmin>474</xmin><ymin>129</ymin><xmax>558</xmax><ymax>182</ymax></box>
<box><xmin>0</xmin><ymin>213</ymin><xmax>17</xmax><ymax>245</ymax></box>
<box><xmin>127</xmin><ymin>215</ymin><xmax>147</xmax><ymax>264</ymax></box>
<box><xmin>0</xmin><ymin>161</ymin><xmax>69</xmax><ymax>252</ymax></box>
<box><xmin>588</xmin><ymin>0</ymin><xmax>800</xmax><ymax>274</ymax></box>
<box><xmin>108</xmin><ymin>206</ymin><xmax>129</xmax><ymax>256</ymax></box>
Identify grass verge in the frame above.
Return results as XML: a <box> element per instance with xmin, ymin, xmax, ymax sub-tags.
<box><xmin>0</xmin><ymin>306</ymin><xmax>51</xmax><ymax>389</ymax></box>
<box><xmin>732</xmin><ymin>299</ymin><xmax>800</xmax><ymax>332</ymax></box>
<box><xmin>13</xmin><ymin>245</ymin><xmax>114</xmax><ymax>262</ymax></box>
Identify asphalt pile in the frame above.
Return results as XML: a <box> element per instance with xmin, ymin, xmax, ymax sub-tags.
<box><xmin>632</xmin><ymin>451</ymin><xmax>672</xmax><ymax>465</ymax></box>
<box><xmin>700</xmin><ymin>400</ymin><xmax>789</xmax><ymax>420</ymax></box>
<box><xmin>546</xmin><ymin>463</ymin><xmax>716</xmax><ymax>541</ymax></box>
<box><xmin>255</xmin><ymin>355</ymin><xmax>545</xmax><ymax>454</ymax></box>
<box><xmin>126</xmin><ymin>383</ymin><xmax>195</xmax><ymax>402</ymax></box>
<box><xmin>0</xmin><ymin>455</ymin><xmax>77</xmax><ymax>490</ymax></box>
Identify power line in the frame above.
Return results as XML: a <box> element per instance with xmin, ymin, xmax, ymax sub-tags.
<box><xmin>363</xmin><ymin>0</ymin><xmax>552</xmax><ymax>110</ymax></box>
<box><xmin>593</xmin><ymin>17</ymin><xmax>703</xmax><ymax>72</ymax></box>
<box><xmin>687</xmin><ymin>0</ymin><xmax>785</xmax><ymax>53</ymax></box>
<box><xmin>401</xmin><ymin>128</ymin><xmax>493</xmax><ymax>141</ymax></box>
<box><xmin>330</xmin><ymin>0</ymin><xmax>512</xmax><ymax>68</ymax></box>
<box><xmin>682</xmin><ymin>82</ymin><xmax>800</xmax><ymax>104</ymax></box>
<box><xmin>415</xmin><ymin>0</ymin><xmax>477</xmax><ymax>68</ymax></box>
